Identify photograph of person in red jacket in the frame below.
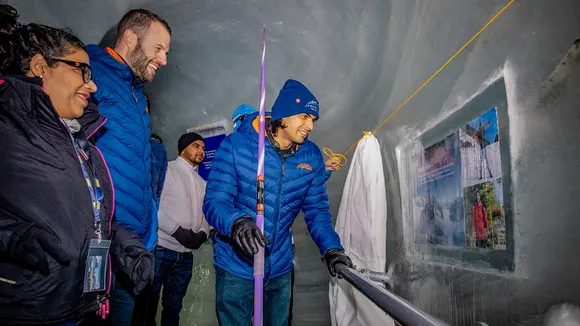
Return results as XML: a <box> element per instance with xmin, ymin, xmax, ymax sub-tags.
<box><xmin>471</xmin><ymin>192</ymin><xmax>489</xmax><ymax>248</ymax></box>
<box><xmin>463</xmin><ymin>179</ymin><xmax>505</xmax><ymax>250</ymax></box>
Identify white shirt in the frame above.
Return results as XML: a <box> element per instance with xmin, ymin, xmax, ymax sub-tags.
<box><xmin>157</xmin><ymin>156</ymin><xmax>210</xmax><ymax>253</ymax></box>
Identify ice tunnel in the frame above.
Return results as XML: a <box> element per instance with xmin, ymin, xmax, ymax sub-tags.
<box><xmin>8</xmin><ymin>0</ymin><xmax>580</xmax><ymax>325</ymax></box>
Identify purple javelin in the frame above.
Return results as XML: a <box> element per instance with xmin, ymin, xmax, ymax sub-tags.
<box><xmin>253</xmin><ymin>27</ymin><xmax>266</xmax><ymax>326</ymax></box>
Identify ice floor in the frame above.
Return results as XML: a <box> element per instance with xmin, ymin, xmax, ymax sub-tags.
<box><xmin>155</xmin><ymin>243</ymin><xmax>218</xmax><ymax>326</ymax></box>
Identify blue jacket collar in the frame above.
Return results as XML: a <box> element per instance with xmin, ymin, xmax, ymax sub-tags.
<box><xmin>238</xmin><ymin>112</ymin><xmax>299</xmax><ymax>157</ymax></box>
<box><xmin>86</xmin><ymin>44</ymin><xmax>145</xmax><ymax>89</ymax></box>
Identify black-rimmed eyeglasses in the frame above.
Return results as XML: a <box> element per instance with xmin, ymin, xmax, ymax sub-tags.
<box><xmin>48</xmin><ymin>58</ymin><xmax>93</xmax><ymax>84</ymax></box>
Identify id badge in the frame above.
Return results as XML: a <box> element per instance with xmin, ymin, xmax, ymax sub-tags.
<box><xmin>83</xmin><ymin>239</ymin><xmax>111</xmax><ymax>293</ymax></box>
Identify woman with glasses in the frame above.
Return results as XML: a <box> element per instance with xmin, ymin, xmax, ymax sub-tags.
<box><xmin>0</xmin><ymin>23</ymin><xmax>154</xmax><ymax>325</ymax></box>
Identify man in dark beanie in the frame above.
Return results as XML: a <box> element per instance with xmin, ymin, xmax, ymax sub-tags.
<box><xmin>203</xmin><ymin>79</ymin><xmax>352</xmax><ymax>325</ymax></box>
<box><xmin>148</xmin><ymin>131</ymin><xmax>210</xmax><ymax>325</ymax></box>
<box><xmin>177</xmin><ymin>132</ymin><xmax>204</xmax><ymax>157</ymax></box>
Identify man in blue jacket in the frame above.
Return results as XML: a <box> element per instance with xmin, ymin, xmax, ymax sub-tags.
<box><xmin>232</xmin><ymin>103</ymin><xmax>343</xmax><ymax>325</ymax></box>
<box><xmin>204</xmin><ymin>79</ymin><xmax>353</xmax><ymax>326</ymax></box>
<box><xmin>87</xmin><ymin>8</ymin><xmax>171</xmax><ymax>326</ymax></box>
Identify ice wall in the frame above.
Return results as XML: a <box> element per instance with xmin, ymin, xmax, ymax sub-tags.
<box><xmin>375</xmin><ymin>2</ymin><xmax>580</xmax><ymax>325</ymax></box>
<box><xmin>10</xmin><ymin>0</ymin><xmax>580</xmax><ymax>324</ymax></box>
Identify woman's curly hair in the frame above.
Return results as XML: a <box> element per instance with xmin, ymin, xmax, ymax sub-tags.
<box><xmin>0</xmin><ymin>4</ymin><xmax>19</xmax><ymax>34</ymax></box>
<box><xmin>0</xmin><ymin>23</ymin><xmax>85</xmax><ymax>75</ymax></box>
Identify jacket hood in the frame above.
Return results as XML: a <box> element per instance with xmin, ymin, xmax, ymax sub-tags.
<box><xmin>232</xmin><ymin>104</ymin><xmax>257</xmax><ymax>130</ymax></box>
<box><xmin>0</xmin><ymin>74</ymin><xmax>43</xmax><ymax>110</ymax></box>
<box><xmin>237</xmin><ymin>111</ymin><xmax>275</xmax><ymax>140</ymax></box>
<box><xmin>86</xmin><ymin>44</ymin><xmax>144</xmax><ymax>89</ymax></box>
<box><xmin>237</xmin><ymin>111</ymin><xmax>262</xmax><ymax>136</ymax></box>
<box><xmin>237</xmin><ymin>111</ymin><xmax>301</xmax><ymax>155</ymax></box>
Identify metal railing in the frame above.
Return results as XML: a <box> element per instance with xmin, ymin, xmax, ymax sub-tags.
<box><xmin>335</xmin><ymin>263</ymin><xmax>451</xmax><ymax>326</ymax></box>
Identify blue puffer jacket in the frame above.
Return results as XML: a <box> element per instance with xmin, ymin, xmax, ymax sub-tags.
<box><xmin>325</xmin><ymin>167</ymin><xmax>333</xmax><ymax>180</ymax></box>
<box><xmin>151</xmin><ymin>139</ymin><xmax>168</xmax><ymax>201</ymax></box>
<box><xmin>203</xmin><ymin>112</ymin><xmax>343</xmax><ymax>280</ymax></box>
<box><xmin>87</xmin><ymin>45</ymin><xmax>156</xmax><ymax>250</ymax></box>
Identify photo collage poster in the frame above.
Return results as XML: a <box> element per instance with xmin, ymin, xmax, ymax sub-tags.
<box><xmin>412</xmin><ymin>107</ymin><xmax>506</xmax><ymax>250</ymax></box>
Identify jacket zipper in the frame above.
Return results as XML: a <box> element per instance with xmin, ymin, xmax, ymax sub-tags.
<box><xmin>131</xmin><ymin>86</ymin><xmax>150</xmax><ymax>238</ymax></box>
<box><xmin>131</xmin><ymin>88</ymin><xmax>138</xmax><ymax>103</ymax></box>
<box><xmin>266</xmin><ymin>155</ymin><xmax>286</xmax><ymax>278</ymax></box>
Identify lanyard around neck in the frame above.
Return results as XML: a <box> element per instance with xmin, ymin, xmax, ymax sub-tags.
<box><xmin>71</xmin><ymin>137</ymin><xmax>104</xmax><ymax>239</ymax></box>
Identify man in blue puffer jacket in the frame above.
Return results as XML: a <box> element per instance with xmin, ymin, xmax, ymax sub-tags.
<box><xmin>87</xmin><ymin>8</ymin><xmax>171</xmax><ymax>326</ymax></box>
<box><xmin>204</xmin><ymin>79</ymin><xmax>353</xmax><ymax>326</ymax></box>
<box><xmin>231</xmin><ymin>102</ymin><xmax>342</xmax><ymax>325</ymax></box>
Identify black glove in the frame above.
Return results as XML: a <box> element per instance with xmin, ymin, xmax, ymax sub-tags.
<box><xmin>172</xmin><ymin>226</ymin><xmax>206</xmax><ymax>249</ymax></box>
<box><xmin>110</xmin><ymin>224</ymin><xmax>154</xmax><ymax>296</ymax></box>
<box><xmin>208</xmin><ymin>229</ymin><xmax>217</xmax><ymax>246</ymax></box>
<box><xmin>209</xmin><ymin>229</ymin><xmax>217</xmax><ymax>241</ymax></box>
<box><xmin>231</xmin><ymin>217</ymin><xmax>270</xmax><ymax>256</ymax></box>
<box><xmin>8</xmin><ymin>225</ymin><xmax>71</xmax><ymax>276</ymax></box>
<box><xmin>191</xmin><ymin>231</ymin><xmax>207</xmax><ymax>250</ymax></box>
<box><xmin>322</xmin><ymin>248</ymin><xmax>353</xmax><ymax>277</ymax></box>
<box><xmin>131</xmin><ymin>251</ymin><xmax>154</xmax><ymax>296</ymax></box>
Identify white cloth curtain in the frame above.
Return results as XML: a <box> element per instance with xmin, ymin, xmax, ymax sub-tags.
<box><xmin>329</xmin><ymin>134</ymin><xmax>395</xmax><ymax>326</ymax></box>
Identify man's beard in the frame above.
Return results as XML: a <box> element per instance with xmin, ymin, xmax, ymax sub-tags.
<box><xmin>185</xmin><ymin>152</ymin><xmax>204</xmax><ymax>166</ymax></box>
<box><xmin>192</xmin><ymin>155</ymin><xmax>204</xmax><ymax>165</ymax></box>
<box><xmin>128</xmin><ymin>43</ymin><xmax>153</xmax><ymax>83</ymax></box>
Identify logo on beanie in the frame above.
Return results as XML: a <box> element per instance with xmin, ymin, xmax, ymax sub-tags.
<box><xmin>305</xmin><ymin>100</ymin><xmax>319</xmax><ymax>114</ymax></box>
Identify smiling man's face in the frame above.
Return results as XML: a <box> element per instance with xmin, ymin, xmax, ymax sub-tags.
<box><xmin>279</xmin><ymin>113</ymin><xmax>317</xmax><ymax>145</ymax></box>
<box><xmin>127</xmin><ymin>21</ymin><xmax>170</xmax><ymax>83</ymax></box>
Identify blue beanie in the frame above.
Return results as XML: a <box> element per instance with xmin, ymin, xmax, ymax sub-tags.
<box><xmin>232</xmin><ymin>104</ymin><xmax>257</xmax><ymax>131</ymax></box>
<box><xmin>271</xmin><ymin>79</ymin><xmax>319</xmax><ymax>121</ymax></box>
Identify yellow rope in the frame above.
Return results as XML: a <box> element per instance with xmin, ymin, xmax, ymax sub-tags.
<box><xmin>322</xmin><ymin>147</ymin><xmax>348</xmax><ymax>167</ymax></box>
<box><xmin>323</xmin><ymin>0</ymin><xmax>515</xmax><ymax>162</ymax></box>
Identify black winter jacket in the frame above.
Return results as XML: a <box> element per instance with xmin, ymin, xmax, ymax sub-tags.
<box><xmin>0</xmin><ymin>75</ymin><xmax>130</xmax><ymax>325</ymax></box>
